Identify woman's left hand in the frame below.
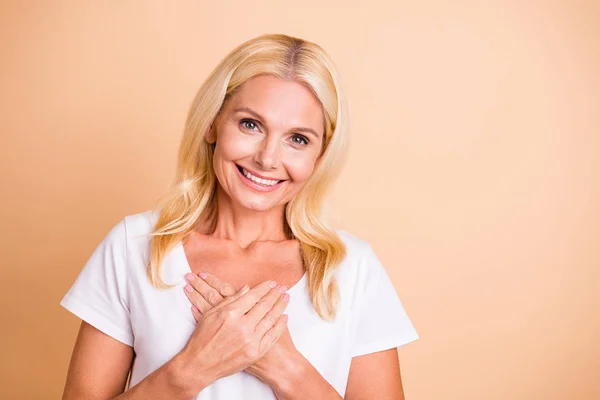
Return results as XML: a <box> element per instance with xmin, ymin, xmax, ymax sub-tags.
<box><xmin>183</xmin><ymin>272</ymin><xmax>301</xmax><ymax>387</ymax></box>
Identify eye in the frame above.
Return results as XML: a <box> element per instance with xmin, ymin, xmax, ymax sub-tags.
<box><xmin>240</xmin><ymin>118</ymin><xmax>259</xmax><ymax>131</ymax></box>
<box><xmin>291</xmin><ymin>134</ymin><xmax>309</xmax><ymax>146</ymax></box>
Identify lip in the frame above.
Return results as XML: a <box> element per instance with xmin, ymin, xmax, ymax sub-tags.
<box><xmin>235</xmin><ymin>164</ymin><xmax>284</xmax><ymax>181</ymax></box>
<box><xmin>235</xmin><ymin>164</ymin><xmax>286</xmax><ymax>192</ymax></box>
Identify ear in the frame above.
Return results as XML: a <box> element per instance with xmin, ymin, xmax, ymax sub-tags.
<box><xmin>204</xmin><ymin>124</ymin><xmax>216</xmax><ymax>145</ymax></box>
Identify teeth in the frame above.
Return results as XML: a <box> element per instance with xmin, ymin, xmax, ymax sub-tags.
<box><xmin>241</xmin><ymin>167</ymin><xmax>279</xmax><ymax>186</ymax></box>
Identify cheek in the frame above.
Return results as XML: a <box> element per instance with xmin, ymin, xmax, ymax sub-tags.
<box><xmin>285</xmin><ymin>154</ymin><xmax>318</xmax><ymax>182</ymax></box>
<box><xmin>218</xmin><ymin>129</ymin><xmax>259</xmax><ymax>160</ymax></box>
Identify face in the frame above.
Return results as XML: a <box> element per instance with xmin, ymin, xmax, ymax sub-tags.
<box><xmin>207</xmin><ymin>74</ymin><xmax>325</xmax><ymax>212</ymax></box>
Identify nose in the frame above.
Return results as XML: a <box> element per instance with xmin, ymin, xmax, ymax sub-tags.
<box><xmin>253</xmin><ymin>136</ymin><xmax>281</xmax><ymax>170</ymax></box>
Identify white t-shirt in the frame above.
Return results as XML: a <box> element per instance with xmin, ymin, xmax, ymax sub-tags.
<box><xmin>60</xmin><ymin>210</ymin><xmax>419</xmax><ymax>398</ymax></box>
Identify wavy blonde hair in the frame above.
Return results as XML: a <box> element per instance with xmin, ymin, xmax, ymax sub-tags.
<box><xmin>148</xmin><ymin>33</ymin><xmax>349</xmax><ymax>320</ymax></box>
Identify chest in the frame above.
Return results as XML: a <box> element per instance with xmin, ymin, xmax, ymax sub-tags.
<box><xmin>181</xmin><ymin>238</ymin><xmax>306</xmax><ymax>290</ymax></box>
<box><xmin>128</xmin><ymin>239</ymin><xmax>357</xmax><ymax>397</ymax></box>
<box><xmin>129</xmin><ymin>276</ymin><xmax>353</xmax><ymax>398</ymax></box>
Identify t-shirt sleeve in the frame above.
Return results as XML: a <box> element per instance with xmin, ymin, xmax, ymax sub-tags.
<box><xmin>351</xmin><ymin>244</ymin><xmax>419</xmax><ymax>357</ymax></box>
<box><xmin>59</xmin><ymin>218</ymin><xmax>134</xmax><ymax>347</ymax></box>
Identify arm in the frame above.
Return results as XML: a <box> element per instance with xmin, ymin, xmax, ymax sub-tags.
<box><xmin>183</xmin><ymin>273</ymin><xmax>409</xmax><ymax>399</ymax></box>
<box><xmin>264</xmin><ymin>348</ymin><xmax>404</xmax><ymax>400</ymax></box>
<box><xmin>64</xmin><ymin>281</ymin><xmax>288</xmax><ymax>399</ymax></box>
<box><xmin>344</xmin><ymin>349</ymin><xmax>405</xmax><ymax>400</ymax></box>
<box><xmin>264</xmin><ymin>350</ymin><xmax>342</xmax><ymax>399</ymax></box>
<box><xmin>62</xmin><ymin>321</ymin><xmax>206</xmax><ymax>400</ymax></box>
<box><xmin>183</xmin><ymin>273</ymin><xmax>341</xmax><ymax>399</ymax></box>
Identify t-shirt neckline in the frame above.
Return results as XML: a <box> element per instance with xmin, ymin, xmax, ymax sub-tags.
<box><xmin>175</xmin><ymin>241</ymin><xmax>308</xmax><ymax>296</ymax></box>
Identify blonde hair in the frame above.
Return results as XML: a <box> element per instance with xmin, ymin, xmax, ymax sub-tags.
<box><xmin>148</xmin><ymin>33</ymin><xmax>349</xmax><ymax>320</ymax></box>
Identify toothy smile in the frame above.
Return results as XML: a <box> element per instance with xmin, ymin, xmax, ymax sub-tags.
<box><xmin>236</xmin><ymin>164</ymin><xmax>284</xmax><ymax>187</ymax></box>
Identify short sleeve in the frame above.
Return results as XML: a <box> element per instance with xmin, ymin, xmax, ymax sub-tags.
<box><xmin>60</xmin><ymin>218</ymin><xmax>134</xmax><ymax>346</ymax></box>
<box><xmin>351</xmin><ymin>244</ymin><xmax>419</xmax><ymax>357</ymax></box>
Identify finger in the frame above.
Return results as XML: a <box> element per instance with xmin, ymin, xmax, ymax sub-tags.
<box><xmin>253</xmin><ymin>290</ymin><xmax>290</xmax><ymax>335</ymax></box>
<box><xmin>228</xmin><ymin>280</ymin><xmax>277</xmax><ymax>316</ymax></box>
<box><xmin>191</xmin><ymin>305</ymin><xmax>201</xmax><ymax>323</ymax></box>
<box><xmin>258</xmin><ymin>314</ymin><xmax>289</xmax><ymax>355</ymax></box>
<box><xmin>183</xmin><ymin>282</ymin><xmax>213</xmax><ymax>314</ymax></box>
<box><xmin>246</xmin><ymin>284</ymin><xmax>288</xmax><ymax>326</ymax></box>
<box><xmin>185</xmin><ymin>273</ymin><xmax>223</xmax><ymax>306</ymax></box>
<box><xmin>200</xmin><ymin>272</ymin><xmax>238</xmax><ymax>297</ymax></box>
<box><xmin>213</xmin><ymin>284</ymin><xmax>250</xmax><ymax>311</ymax></box>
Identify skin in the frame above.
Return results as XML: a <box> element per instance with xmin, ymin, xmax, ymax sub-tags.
<box><xmin>61</xmin><ymin>75</ymin><xmax>406</xmax><ymax>399</ymax></box>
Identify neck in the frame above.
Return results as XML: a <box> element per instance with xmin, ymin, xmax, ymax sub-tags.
<box><xmin>195</xmin><ymin>185</ymin><xmax>289</xmax><ymax>249</ymax></box>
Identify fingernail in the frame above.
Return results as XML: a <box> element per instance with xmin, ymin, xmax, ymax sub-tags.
<box><xmin>184</xmin><ymin>284</ymin><xmax>193</xmax><ymax>293</ymax></box>
<box><xmin>283</xmin><ymin>314</ymin><xmax>289</xmax><ymax>322</ymax></box>
<box><xmin>240</xmin><ymin>284</ymin><xmax>250</xmax><ymax>294</ymax></box>
<box><xmin>283</xmin><ymin>293</ymin><xmax>290</xmax><ymax>302</ymax></box>
<box><xmin>198</xmin><ymin>272</ymin><xmax>207</xmax><ymax>279</ymax></box>
<box><xmin>268</xmin><ymin>281</ymin><xmax>277</xmax><ymax>288</ymax></box>
<box><xmin>278</xmin><ymin>285</ymin><xmax>287</xmax><ymax>293</ymax></box>
<box><xmin>191</xmin><ymin>306</ymin><xmax>199</xmax><ymax>313</ymax></box>
<box><xmin>185</xmin><ymin>273</ymin><xmax>195</xmax><ymax>282</ymax></box>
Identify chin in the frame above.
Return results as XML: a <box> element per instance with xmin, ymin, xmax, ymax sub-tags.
<box><xmin>236</xmin><ymin>196</ymin><xmax>279</xmax><ymax>212</ymax></box>
<box><xmin>244</xmin><ymin>204</ymin><xmax>277</xmax><ymax>213</ymax></box>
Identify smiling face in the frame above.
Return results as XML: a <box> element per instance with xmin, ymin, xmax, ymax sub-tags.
<box><xmin>206</xmin><ymin>74</ymin><xmax>325</xmax><ymax>213</ymax></box>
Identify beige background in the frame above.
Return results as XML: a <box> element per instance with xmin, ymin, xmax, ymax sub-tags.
<box><xmin>1</xmin><ymin>1</ymin><xmax>599</xmax><ymax>399</ymax></box>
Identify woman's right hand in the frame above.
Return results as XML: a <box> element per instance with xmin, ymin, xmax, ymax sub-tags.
<box><xmin>177</xmin><ymin>280</ymin><xmax>290</xmax><ymax>393</ymax></box>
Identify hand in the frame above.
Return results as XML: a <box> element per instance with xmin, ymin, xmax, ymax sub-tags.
<box><xmin>179</xmin><ymin>277</ymin><xmax>290</xmax><ymax>392</ymax></box>
<box><xmin>183</xmin><ymin>273</ymin><xmax>300</xmax><ymax>387</ymax></box>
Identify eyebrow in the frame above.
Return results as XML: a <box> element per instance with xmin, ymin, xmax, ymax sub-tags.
<box><xmin>233</xmin><ymin>107</ymin><xmax>322</xmax><ymax>140</ymax></box>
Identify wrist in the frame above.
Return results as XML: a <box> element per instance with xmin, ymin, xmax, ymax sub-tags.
<box><xmin>168</xmin><ymin>350</ymin><xmax>216</xmax><ymax>397</ymax></box>
<box><xmin>267</xmin><ymin>351</ymin><xmax>308</xmax><ymax>397</ymax></box>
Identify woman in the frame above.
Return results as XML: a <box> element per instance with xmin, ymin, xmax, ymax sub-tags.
<box><xmin>60</xmin><ymin>34</ymin><xmax>419</xmax><ymax>399</ymax></box>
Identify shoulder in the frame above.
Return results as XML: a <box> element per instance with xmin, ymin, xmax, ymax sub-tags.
<box><xmin>335</xmin><ymin>229</ymin><xmax>372</xmax><ymax>257</ymax></box>
<box><xmin>122</xmin><ymin>209</ymin><xmax>159</xmax><ymax>238</ymax></box>
<box><xmin>98</xmin><ymin>210</ymin><xmax>158</xmax><ymax>260</ymax></box>
<box><xmin>333</xmin><ymin>229</ymin><xmax>383</xmax><ymax>287</ymax></box>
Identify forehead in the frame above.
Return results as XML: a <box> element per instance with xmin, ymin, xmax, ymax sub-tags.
<box><xmin>225</xmin><ymin>75</ymin><xmax>324</xmax><ymax>133</ymax></box>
